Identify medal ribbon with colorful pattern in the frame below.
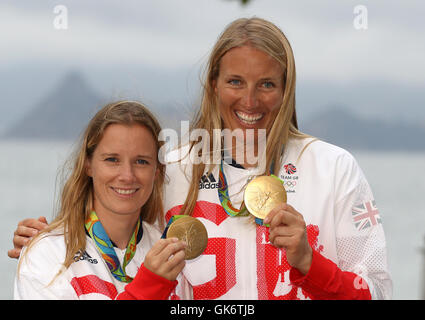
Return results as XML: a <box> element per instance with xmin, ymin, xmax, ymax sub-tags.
<box><xmin>160</xmin><ymin>215</ymin><xmax>186</xmax><ymax>239</ymax></box>
<box><xmin>218</xmin><ymin>161</ymin><xmax>248</xmax><ymax>217</ymax></box>
<box><xmin>218</xmin><ymin>160</ymin><xmax>281</xmax><ymax>226</ymax></box>
<box><xmin>85</xmin><ymin>211</ymin><xmax>140</xmax><ymax>283</ymax></box>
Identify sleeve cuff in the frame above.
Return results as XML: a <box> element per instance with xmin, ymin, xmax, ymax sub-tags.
<box><xmin>289</xmin><ymin>250</ymin><xmax>371</xmax><ymax>300</ymax></box>
<box><xmin>289</xmin><ymin>250</ymin><xmax>337</xmax><ymax>292</ymax></box>
<box><xmin>120</xmin><ymin>263</ymin><xmax>178</xmax><ymax>300</ymax></box>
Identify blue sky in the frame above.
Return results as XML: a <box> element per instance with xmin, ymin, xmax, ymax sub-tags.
<box><xmin>1</xmin><ymin>0</ymin><xmax>424</xmax><ymax>133</ymax></box>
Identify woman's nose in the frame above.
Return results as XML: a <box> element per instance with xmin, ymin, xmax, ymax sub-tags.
<box><xmin>118</xmin><ymin>162</ymin><xmax>136</xmax><ymax>182</ymax></box>
<box><xmin>241</xmin><ymin>85</ymin><xmax>259</xmax><ymax>109</ymax></box>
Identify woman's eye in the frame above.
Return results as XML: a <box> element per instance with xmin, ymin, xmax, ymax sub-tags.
<box><xmin>228</xmin><ymin>79</ymin><xmax>241</xmax><ymax>86</ymax></box>
<box><xmin>136</xmin><ymin>159</ymin><xmax>149</xmax><ymax>165</ymax></box>
<box><xmin>105</xmin><ymin>157</ymin><xmax>118</xmax><ymax>163</ymax></box>
<box><xmin>262</xmin><ymin>81</ymin><xmax>275</xmax><ymax>88</ymax></box>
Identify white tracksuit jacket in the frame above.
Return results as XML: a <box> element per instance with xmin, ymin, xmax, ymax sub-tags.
<box><xmin>14</xmin><ymin>222</ymin><xmax>173</xmax><ymax>299</ymax></box>
<box><xmin>164</xmin><ymin>137</ymin><xmax>392</xmax><ymax>300</ymax></box>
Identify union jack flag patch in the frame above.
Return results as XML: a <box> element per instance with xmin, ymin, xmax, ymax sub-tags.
<box><xmin>352</xmin><ymin>200</ymin><xmax>381</xmax><ymax>231</ymax></box>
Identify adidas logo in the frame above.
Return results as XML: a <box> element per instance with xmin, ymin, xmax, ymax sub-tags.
<box><xmin>199</xmin><ymin>173</ymin><xmax>220</xmax><ymax>190</ymax></box>
<box><xmin>74</xmin><ymin>250</ymin><xmax>98</xmax><ymax>264</ymax></box>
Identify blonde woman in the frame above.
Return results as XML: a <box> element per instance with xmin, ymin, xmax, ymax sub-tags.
<box><xmin>162</xmin><ymin>17</ymin><xmax>392</xmax><ymax>300</ymax></box>
<box><xmin>14</xmin><ymin>101</ymin><xmax>187</xmax><ymax>299</ymax></box>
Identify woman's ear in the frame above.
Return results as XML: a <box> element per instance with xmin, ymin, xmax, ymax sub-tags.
<box><xmin>85</xmin><ymin>158</ymin><xmax>93</xmax><ymax>177</ymax></box>
<box><xmin>212</xmin><ymin>79</ymin><xmax>217</xmax><ymax>94</ymax></box>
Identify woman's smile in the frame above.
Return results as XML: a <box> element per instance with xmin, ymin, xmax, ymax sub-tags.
<box><xmin>234</xmin><ymin>110</ymin><xmax>265</xmax><ymax>126</ymax></box>
<box><xmin>111</xmin><ymin>187</ymin><xmax>140</xmax><ymax>197</ymax></box>
<box><xmin>86</xmin><ymin>123</ymin><xmax>159</xmax><ymax>218</ymax></box>
<box><xmin>215</xmin><ymin>45</ymin><xmax>284</xmax><ymax>133</ymax></box>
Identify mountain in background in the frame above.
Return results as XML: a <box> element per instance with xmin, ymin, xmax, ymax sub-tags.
<box><xmin>301</xmin><ymin>107</ymin><xmax>425</xmax><ymax>151</ymax></box>
<box><xmin>2</xmin><ymin>71</ymin><xmax>103</xmax><ymax>141</ymax></box>
<box><xmin>1</xmin><ymin>71</ymin><xmax>188</xmax><ymax>141</ymax></box>
<box><xmin>2</xmin><ymin>71</ymin><xmax>425</xmax><ymax>150</ymax></box>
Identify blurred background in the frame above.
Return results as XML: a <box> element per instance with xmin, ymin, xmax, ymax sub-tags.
<box><xmin>1</xmin><ymin>0</ymin><xmax>424</xmax><ymax>299</ymax></box>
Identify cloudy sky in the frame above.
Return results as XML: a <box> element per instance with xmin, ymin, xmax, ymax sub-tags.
<box><xmin>0</xmin><ymin>0</ymin><xmax>424</xmax><ymax>133</ymax></box>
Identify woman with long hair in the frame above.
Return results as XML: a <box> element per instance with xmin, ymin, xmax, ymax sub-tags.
<box><xmin>14</xmin><ymin>101</ymin><xmax>186</xmax><ymax>299</ymax></box>
<box><xmin>162</xmin><ymin>17</ymin><xmax>391</xmax><ymax>300</ymax></box>
<box><xmin>10</xmin><ymin>17</ymin><xmax>392</xmax><ymax>300</ymax></box>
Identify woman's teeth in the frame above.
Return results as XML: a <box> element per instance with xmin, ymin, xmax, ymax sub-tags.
<box><xmin>235</xmin><ymin>111</ymin><xmax>264</xmax><ymax>124</ymax></box>
<box><xmin>114</xmin><ymin>188</ymin><xmax>137</xmax><ymax>195</ymax></box>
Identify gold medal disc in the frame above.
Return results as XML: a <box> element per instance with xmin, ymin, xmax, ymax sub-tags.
<box><xmin>244</xmin><ymin>176</ymin><xmax>287</xmax><ymax>220</ymax></box>
<box><xmin>166</xmin><ymin>216</ymin><xmax>208</xmax><ymax>260</ymax></box>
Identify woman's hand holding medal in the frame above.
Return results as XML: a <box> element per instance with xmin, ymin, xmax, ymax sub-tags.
<box><xmin>143</xmin><ymin>238</ymin><xmax>187</xmax><ymax>281</ymax></box>
<box><xmin>263</xmin><ymin>203</ymin><xmax>313</xmax><ymax>275</ymax></box>
<box><xmin>245</xmin><ymin>175</ymin><xmax>312</xmax><ymax>275</ymax></box>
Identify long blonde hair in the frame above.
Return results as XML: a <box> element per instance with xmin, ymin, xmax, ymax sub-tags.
<box><xmin>180</xmin><ymin>17</ymin><xmax>309</xmax><ymax>216</ymax></box>
<box><xmin>19</xmin><ymin>100</ymin><xmax>165</xmax><ymax>275</ymax></box>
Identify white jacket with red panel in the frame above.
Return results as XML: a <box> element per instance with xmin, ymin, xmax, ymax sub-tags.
<box><xmin>14</xmin><ymin>222</ymin><xmax>178</xmax><ymax>300</ymax></box>
<box><xmin>164</xmin><ymin>137</ymin><xmax>392</xmax><ymax>300</ymax></box>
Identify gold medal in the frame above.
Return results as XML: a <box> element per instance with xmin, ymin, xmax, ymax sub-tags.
<box><xmin>244</xmin><ymin>175</ymin><xmax>287</xmax><ymax>220</ymax></box>
<box><xmin>166</xmin><ymin>216</ymin><xmax>208</xmax><ymax>260</ymax></box>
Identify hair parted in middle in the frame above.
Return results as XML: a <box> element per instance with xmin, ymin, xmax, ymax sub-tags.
<box><xmin>180</xmin><ymin>17</ymin><xmax>310</xmax><ymax>217</ymax></box>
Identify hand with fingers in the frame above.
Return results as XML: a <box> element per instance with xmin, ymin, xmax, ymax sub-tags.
<box><xmin>263</xmin><ymin>203</ymin><xmax>313</xmax><ymax>275</ymax></box>
<box><xmin>143</xmin><ymin>238</ymin><xmax>187</xmax><ymax>281</ymax></box>
<box><xmin>8</xmin><ymin>216</ymin><xmax>49</xmax><ymax>259</ymax></box>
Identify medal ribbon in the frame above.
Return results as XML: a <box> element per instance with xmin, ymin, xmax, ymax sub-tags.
<box><xmin>85</xmin><ymin>211</ymin><xmax>141</xmax><ymax>283</ymax></box>
<box><xmin>218</xmin><ymin>160</ymin><xmax>284</xmax><ymax>227</ymax></box>
<box><xmin>161</xmin><ymin>215</ymin><xmax>186</xmax><ymax>239</ymax></box>
<box><xmin>218</xmin><ymin>161</ymin><xmax>248</xmax><ymax>217</ymax></box>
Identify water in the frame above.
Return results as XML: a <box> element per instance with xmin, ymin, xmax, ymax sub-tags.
<box><xmin>0</xmin><ymin>140</ymin><xmax>424</xmax><ymax>300</ymax></box>
<box><xmin>352</xmin><ymin>150</ymin><xmax>425</xmax><ymax>300</ymax></box>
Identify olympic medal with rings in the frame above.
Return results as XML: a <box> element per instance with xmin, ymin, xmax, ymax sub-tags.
<box><xmin>244</xmin><ymin>175</ymin><xmax>287</xmax><ymax>220</ymax></box>
<box><xmin>166</xmin><ymin>216</ymin><xmax>208</xmax><ymax>260</ymax></box>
